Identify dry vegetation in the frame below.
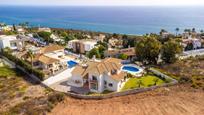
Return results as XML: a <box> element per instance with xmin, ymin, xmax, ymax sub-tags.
<box><xmin>0</xmin><ymin>66</ymin><xmax>64</xmax><ymax>115</ymax></box>
<box><xmin>158</xmin><ymin>56</ymin><xmax>204</xmax><ymax>89</ymax></box>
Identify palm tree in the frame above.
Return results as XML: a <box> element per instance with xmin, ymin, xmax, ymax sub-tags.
<box><xmin>192</xmin><ymin>28</ymin><xmax>196</xmax><ymax>33</ymax></box>
<box><xmin>153</xmin><ymin>78</ymin><xmax>159</xmax><ymax>86</ymax></box>
<box><xmin>137</xmin><ymin>80</ymin><xmax>144</xmax><ymax>88</ymax></box>
<box><xmin>175</xmin><ymin>28</ymin><xmax>179</xmax><ymax>36</ymax></box>
<box><xmin>200</xmin><ymin>30</ymin><xmax>203</xmax><ymax>34</ymax></box>
<box><xmin>27</xmin><ymin>50</ymin><xmax>34</xmax><ymax>74</ymax></box>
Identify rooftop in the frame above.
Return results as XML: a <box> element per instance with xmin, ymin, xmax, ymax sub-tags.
<box><xmin>40</xmin><ymin>44</ymin><xmax>64</xmax><ymax>54</ymax></box>
<box><xmin>72</xmin><ymin>58</ymin><xmax>125</xmax><ymax>81</ymax></box>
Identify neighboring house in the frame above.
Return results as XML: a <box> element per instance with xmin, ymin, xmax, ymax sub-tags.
<box><xmin>67</xmin><ymin>39</ymin><xmax>97</xmax><ymax>54</ymax></box>
<box><xmin>16</xmin><ymin>26</ymin><xmax>25</xmax><ymax>34</ymax></box>
<box><xmin>108</xmin><ymin>37</ymin><xmax>123</xmax><ymax>48</ymax></box>
<box><xmin>38</xmin><ymin>27</ymin><xmax>51</xmax><ymax>33</ymax></box>
<box><xmin>26</xmin><ymin>45</ymin><xmax>67</xmax><ymax>76</ymax></box>
<box><xmin>0</xmin><ymin>25</ymin><xmax>13</xmax><ymax>31</ymax></box>
<box><xmin>182</xmin><ymin>38</ymin><xmax>202</xmax><ymax>50</ymax></box>
<box><xmin>104</xmin><ymin>47</ymin><xmax>136</xmax><ymax>60</ymax></box>
<box><xmin>68</xmin><ymin>58</ymin><xmax>127</xmax><ymax>93</ymax></box>
<box><xmin>161</xmin><ymin>32</ymin><xmax>170</xmax><ymax>39</ymax></box>
<box><xmin>93</xmin><ymin>34</ymin><xmax>106</xmax><ymax>42</ymax></box>
<box><xmin>0</xmin><ymin>35</ymin><xmax>28</xmax><ymax>51</ymax></box>
<box><xmin>50</xmin><ymin>34</ymin><xmax>64</xmax><ymax>42</ymax></box>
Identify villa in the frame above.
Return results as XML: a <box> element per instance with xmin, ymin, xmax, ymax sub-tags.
<box><xmin>108</xmin><ymin>37</ymin><xmax>123</xmax><ymax>48</ymax></box>
<box><xmin>26</xmin><ymin>45</ymin><xmax>67</xmax><ymax>76</ymax></box>
<box><xmin>67</xmin><ymin>39</ymin><xmax>97</xmax><ymax>54</ymax></box>
<box><xmin>38</xmin><ymin>27</ymin><xmax>51</xmax><ymax>33</ymax></box>
<box><xmin>104</xmin><ymin>47</ymin><xmax>136</xmax><ymax>61</ymax></box>
<box><xmin>93</xmin><ymin>34</ymin><xmax>106</xmax><ymax>42</ymax></box>
<box><xmin>67</xmin><ymin>58</ymin><xmax>127</xmax><ymax>93</ymax></box>
<box><xmin>0</xmin><ymin>35</ymin><xmax>29</xmax><ymax>51</ymax></box>
<box><xmin>182</xmin><ymin>38</ymin><xmax>202</xmax><ymax>50</ymax></box>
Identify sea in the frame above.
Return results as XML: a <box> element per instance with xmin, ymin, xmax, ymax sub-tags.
<box><xmin>0</xmin><ymin>6</ymin><xmax>204</xmax><ymax>35</ymax></box>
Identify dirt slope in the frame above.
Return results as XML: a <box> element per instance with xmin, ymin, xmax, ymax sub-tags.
<box><xmin>50</xmin><ymin>85</ymin><xmax>204</xmax><ymax>115</ymax></box>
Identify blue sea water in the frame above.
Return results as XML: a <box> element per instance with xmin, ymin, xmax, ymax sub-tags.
<box><xmin>0</xmin><ymin>6</ymin><xmax>204</xmax><ymax>35</ymax></box>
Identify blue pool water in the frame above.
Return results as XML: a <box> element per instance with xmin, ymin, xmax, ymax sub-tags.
<box><xmin>122</xmin><ymin>66</ymin><xmax>139</xmax><ymax>72</ymax></box>
<box><xmin>67</xmin><ymin>60</ymin><xmax>78</xmax><ymax>68</ymax></box>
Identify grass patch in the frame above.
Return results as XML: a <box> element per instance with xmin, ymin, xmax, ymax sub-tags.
<box><xmin>0</xmin><ymin>66</ymin><xmax>16</xmax><ymax>77</ymax></box>
<box><xmin>121</xmin><ymin>75</ymin><xmax>165</xmax><ymax>91</ymax></box>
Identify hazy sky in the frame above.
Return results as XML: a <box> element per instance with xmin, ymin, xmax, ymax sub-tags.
<box><xmin>1</xmin><ymin>0</ymin><xmax>204</xmax><ymax>6</ymax></box>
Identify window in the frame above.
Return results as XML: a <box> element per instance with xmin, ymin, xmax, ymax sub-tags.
<box><xmin>111</xmin><ymin>69</ymin><xmax>117</xmax><ymax>75</ymax></box>
<box><xmin>91</xmin><ymin>83</ymin><xmax>98</xmax><ymax>90</ymax></box>
<box><xmin>92</xmin><ymin>76</ymin><xmax>97</xmax><ymax>81</ymax></box>
<box><xmin>48</xmin><ymin>64</ymin><xmax>53</xmax><ymax>68</ymax></box>
<box><xmin>108</xmin><ymin>83</ymin><xmax>113</xmax><ymax>87</ymax></box>
<box><xmin>104</xmin><ymin>81</ymin><xmax>107</xmax><ymax>85</ymax></box>
<box><xmin>10</xmin><ymin>42</ymin><xmax>17</xmax><ymax>47</ymax></box>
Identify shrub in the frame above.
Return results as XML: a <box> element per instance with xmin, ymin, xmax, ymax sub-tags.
<box><xmin>48</xmin><ymin>93</ymin><xmax>65</xmax><ymax>105</ymax></box>
<box><xmin>2</xmin><ymin>50</ymin><xmax>45</xmax><ymax>80</ymax></box>
<box><xmin>179</xmin><ymin>76</ymin><xmax>192</xmax><ymax>84</ymax></box>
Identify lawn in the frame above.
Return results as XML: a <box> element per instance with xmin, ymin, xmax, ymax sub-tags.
<box><xmin>121</xmin><ymin>75</ymin><xmax>165</xmax><ymax>91</ymax></box>
<box><xmin>0</xmin><ymin>66</ymin><xmax>16</xmax><ymax>77</ymax></box>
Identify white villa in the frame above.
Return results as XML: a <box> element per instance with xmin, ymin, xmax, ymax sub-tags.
<box><xmin>67</xmin><ymin>58</ymin><xmax>127</xmax><ymax>93</ymax></box>
<box><xmin>26</xmin><ymin>45</ymin><xmax>68</xmax><ymax>76</ymax></box>
<box><xmin>0</xmin><ymin>35</ymin><xmax>28</xmax><ymax>51</ymax></box>
<box><xmin>67</xmin><ymin>39</ymin><xmax>97</xmax><ymax>54</ymax></box>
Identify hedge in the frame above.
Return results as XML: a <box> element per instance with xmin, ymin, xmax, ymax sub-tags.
<box><xmin>2</xmin><ymin>50</ymin><xmax>45</xmax><ymax>80</ymax></box>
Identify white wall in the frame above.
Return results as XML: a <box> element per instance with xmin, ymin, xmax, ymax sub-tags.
<box><xmin>104</xmin><ymin>74</ymin><xmax>119</xmax><ymax>92</ymax></box>
<box><xmin>67</xmin><ymin>74</ymin><xmax>84</xmax><ymax>87</ymax></box>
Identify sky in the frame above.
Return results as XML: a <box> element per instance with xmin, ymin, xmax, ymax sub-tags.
<box><xmin>1</xmin><ymin>0</ymin><xmax>204</xmax><ymax>6</ymax></box>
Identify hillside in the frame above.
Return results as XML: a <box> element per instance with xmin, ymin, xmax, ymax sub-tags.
<box><xmin>50</xmin><ymin>85</ymin><xmax>204</xmax><ymax>115</ymax></box>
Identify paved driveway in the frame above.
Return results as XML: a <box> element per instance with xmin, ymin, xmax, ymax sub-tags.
<box><xmin>50</xmin><ymin>79</ymin><xmax>90</xmax><ymax>94</ymax></box>
<box><xmin>43</xmin><ymin>68</ymin><xmax>74</xmax><ymax>86</ymax></box>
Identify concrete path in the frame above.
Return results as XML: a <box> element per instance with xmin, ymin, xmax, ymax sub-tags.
<box><xmin>43</xmin><ymin>68</ymin><xmax>74</xmax><ymax>86</ymax></box>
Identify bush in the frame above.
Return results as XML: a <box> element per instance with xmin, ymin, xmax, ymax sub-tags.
<box><xmin>179</xmin><ymin>76</ymin><xmax>192</xmax><ymax>84</ymax></box>
<box><xmin>2</xmin><ymin>50</ymin><xmax>45</xmax><ymax>80</ymax></box>
<box><xmin>48</xmin><ymin>93</ymin><xmax>65</xmax><ymax>105</ymax></box>
<box><xmin>118</xmin><ymin>53</ymin><xmax>128</xmax><ymax>60</ymax></box>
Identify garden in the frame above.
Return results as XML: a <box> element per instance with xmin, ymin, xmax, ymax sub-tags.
<box><xmin>121</xmin><ymin>72</ymin><xmax>172</xmax><ymax>91</ymax></box>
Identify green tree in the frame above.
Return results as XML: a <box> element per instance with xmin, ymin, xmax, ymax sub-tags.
<box><xmin>135</xmin><ymin>36</ymin><xmax>161</xmax><ymax>64</ymax></box>
<box><xmin>87</xmin><ymin>48</ymin><xmax>101</xmax><ymax>59</ymax></box>
<box><xmin>185</xmin><ymin>43</ymin><xmax>194</xmax><ymax>51</ymax></box>
<box><xmin>153</xmin><ymin>78</ymin><xmax>159</xmax><ymax>85</ymax></box>
<box><xmin>118</xmin><ymin>54</ymin><xmax>128</xmax><ymax>60</ymax></box>
<box><xmin>137</xmin><ymin>80</ymin><xmax>144</xmax><ymax>88</ymax></box>
<box><xmin>98</xmin><ymin>45</ymin><xmax>106</xmax><ymax>59</ymax></box>
<box><xmin>175</xmin><ymin>28</ymin><xmax>179</xmax><ymax>36</ymax></box>
<box><xmin>38</xmin><ymin>31</ymin><xmax>52</xmax><ymax>43</ymax></box>
<box><xmin>27</xmin><ymin>50</ymin><xmax>35</xmax><ymax>74</ymax></box>
<box><xmin>161</xmin><ymin>40</ymin><xmax>183</xmax><ymax>63</ymax></box>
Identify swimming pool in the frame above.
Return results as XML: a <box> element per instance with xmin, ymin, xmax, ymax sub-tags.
<box><xmin>67</xmin><ymin>60</ymin><xmax>78</xmax><ymax>68</ymax></box>
<box><xmin>122</xmin><ymin>64</ymin><xmax>144</xmax><ymax>76</ymax></box>
<box><xmin>122</xmin><ymin>66</ymin><xmax>139</xmax><ymax>72</ymax></box>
